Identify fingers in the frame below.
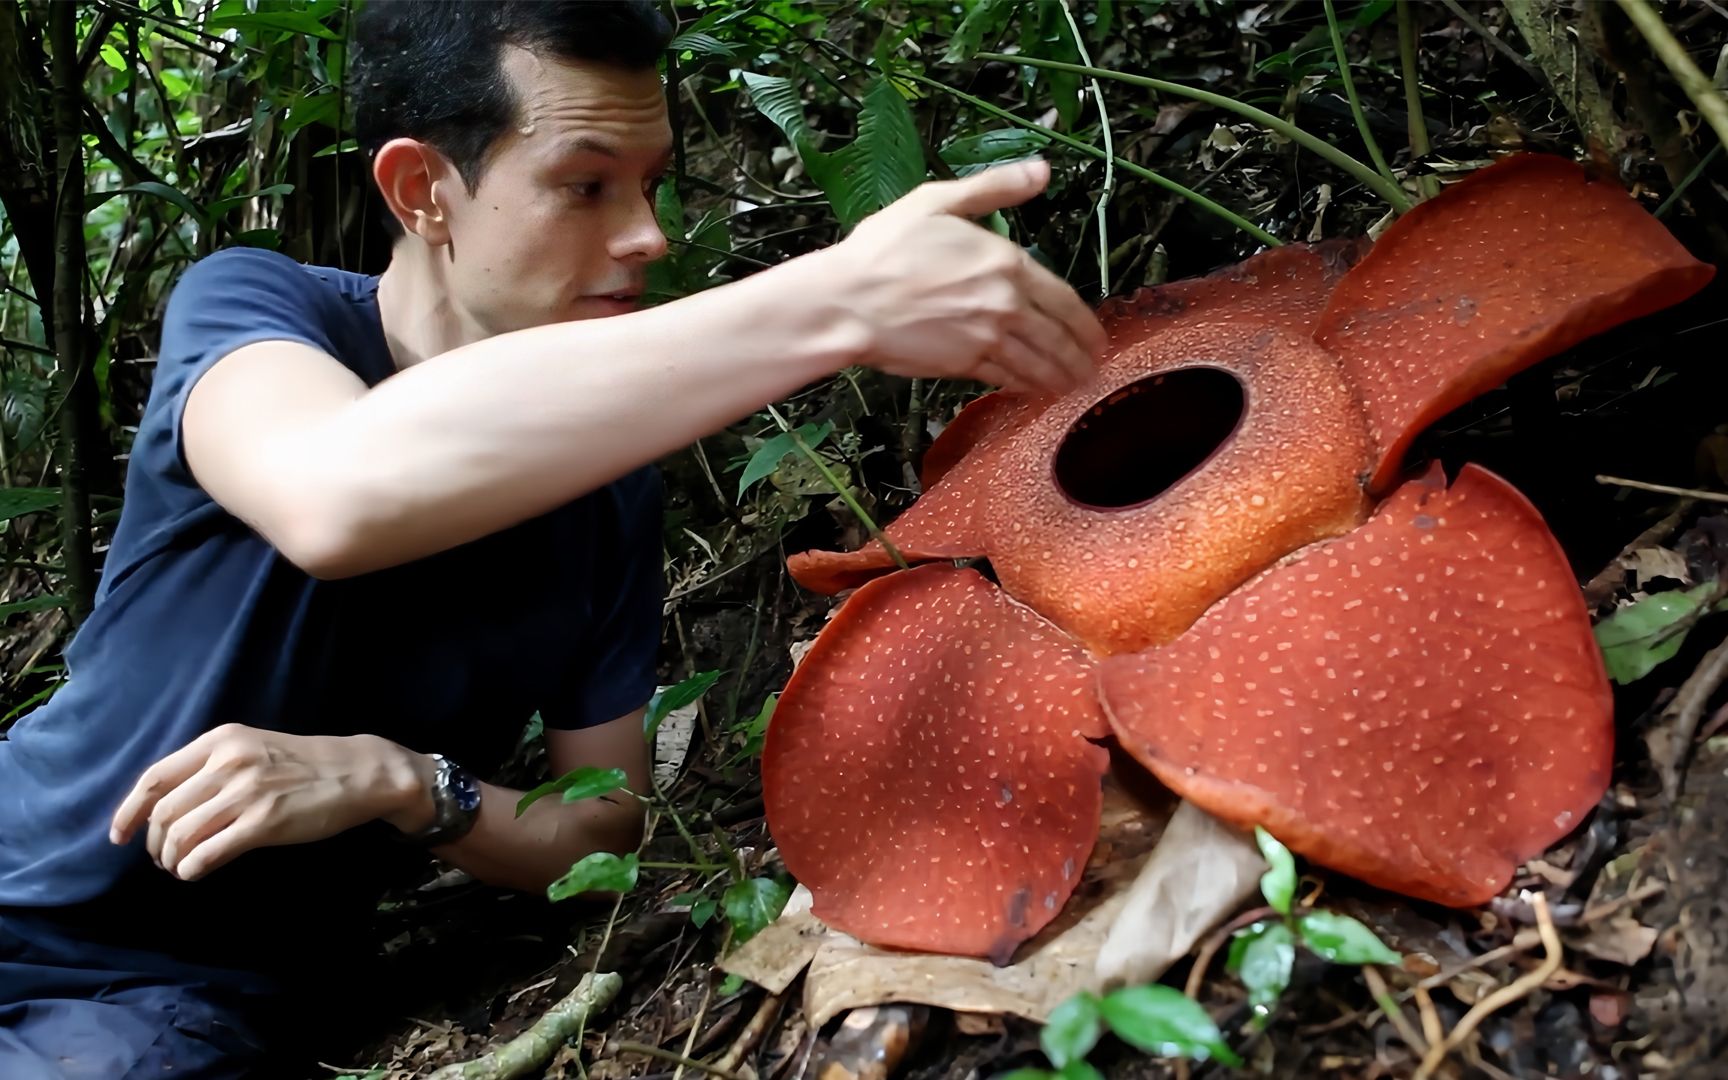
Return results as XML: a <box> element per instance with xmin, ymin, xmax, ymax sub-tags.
<box><xmin>1019</xmin><ymin>251</ymin><xmax>1109</xmax><ymax>364</ymax></box>
<box><xmin>1009</xmin><ymin>302</ymin><xmax>1094</xmax><ymax>392</ymax></box>
<box><xmin>146</xmin><ymin>763</ymin><xmax>229</xmax><ymax>867</ymax></box>
<box><xmin>891</xmin><ymin>159</ymin><xmax>1051</xmax><ymax>221</ymax></box>
<box><xmin>110</xmin><ymin>736</ymin><xmax>218</xmax><ymax>845</ymax></box>
<box><xmin>158</xmin><ymin>785</ymin><xmax>247</xmax><ymax>877</ymax></box>
<box><xmin>985</xmin><ymin>331</ymin><xmax>1077</xmax><ymax>397</ymax></box>
<box><xmin>173</xmin><ymin>808</ymin><xmax>265</xmax><ymax>882</ymax></box>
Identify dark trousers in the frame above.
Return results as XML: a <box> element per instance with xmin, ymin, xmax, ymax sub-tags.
<box><xmin>0</xmin><ymin>906</ymin><xmax>334</xmax><ymax>1079</ymax></box>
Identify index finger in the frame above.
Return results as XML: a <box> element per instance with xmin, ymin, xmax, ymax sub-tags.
<box><xmin>889</xmin><ymin>158</ymin><xmax>1052</xmax><ymax>221</ymax></box>
<box><xmin>1020</xmin><ymin>252</ymin><xmax>1110</xmax><ymax>364</ymax></box>
<box><xmin>110</xmin><ymin>738</ymin><xmax>214</xmax><ymax>845</ymax></box>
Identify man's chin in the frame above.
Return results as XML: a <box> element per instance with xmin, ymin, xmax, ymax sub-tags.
<box><xmin>571</xmin><ymin>296</ymin><xmax>643</xmax><ymax>319</ymax></box>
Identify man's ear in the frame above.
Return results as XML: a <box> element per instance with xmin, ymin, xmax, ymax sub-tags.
<box><xmin>372</xmin><ymin>137</ymin><xmax>454</xmax><ymax>246</ymax></box>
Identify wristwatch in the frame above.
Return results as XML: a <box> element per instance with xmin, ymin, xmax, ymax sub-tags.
<box><xmin>403</xmin><ymin>754</ymin><xmax>482</xmax><ymax>847</ymax></box>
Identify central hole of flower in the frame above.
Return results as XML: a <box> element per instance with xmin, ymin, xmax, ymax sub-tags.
<box><xmin>1054</xmin><ymin>367</ymin><xmax>1246</xmax><ymax>509</ymax></box>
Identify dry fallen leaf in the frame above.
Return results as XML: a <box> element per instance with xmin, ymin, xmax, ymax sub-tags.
<box><xmin>1623</xmin><ymin>546</ymin><xmax>1692</xmax><ymax>590</ymax></box>
<box><xmin>1572</xmin><ymin>915</ymin><xmax>1660</xmax><ymax>966</ymax></box>
<box><xmin>1094</xmin><ymin>800</ymin><xmax>1267</xmax><ymax>990</ymax></box>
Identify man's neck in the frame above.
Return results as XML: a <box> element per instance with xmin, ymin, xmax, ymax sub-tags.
<box><xmin>374</xmin><ymin>240</ymin><xmax>481</xmax><ymax>371</ymax></box>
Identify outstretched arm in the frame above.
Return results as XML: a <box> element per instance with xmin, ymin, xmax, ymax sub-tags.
<box><xmin>180</xmin><ymin>161</ymin><xmax>1107</xmax><ymax>580</ymax></box>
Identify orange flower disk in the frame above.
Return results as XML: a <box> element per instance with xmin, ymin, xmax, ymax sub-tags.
<box><xmin>763</xmin><ymin>153</ymin><xmax>1715</xmax><ymax>960</ymax></box>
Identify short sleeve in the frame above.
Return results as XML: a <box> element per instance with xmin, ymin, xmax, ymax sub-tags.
<box><xmin>541</xmin><ymin>466</ymin><xmax>666</xmax><ymax>731</ymax></box>
<box><xmin>151</xmin><ymin>247</ymin><xmax>339</xmax><ymax>479</ymax></box>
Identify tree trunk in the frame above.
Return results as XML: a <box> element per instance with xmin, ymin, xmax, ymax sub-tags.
<box><xmin>47</xmin><ymin>1</ymin><xmax>97</xmax><ymax>624</ymax></box>
<box><xmin>0</xmin><ymin>0</ymin><xmax>56</xmax><ymax>306</ymax></box>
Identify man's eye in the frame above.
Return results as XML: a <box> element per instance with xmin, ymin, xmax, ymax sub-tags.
<box><xmin>568</xmin><ymin>181</ymin><xmax>603</xmax><ymax>199</ymax></box>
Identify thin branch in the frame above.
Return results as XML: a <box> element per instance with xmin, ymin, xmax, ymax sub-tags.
<box><xmin>612</xmin><ymin>1041</ymin><xmax>742</xmax><ymax>1080</ymax></box>
<box><xmin>1596</xmin><ymin>474</ymin><xmax>1728</xmax><ymax>503</ymax></box>
<box><xmin>1437</xmin><ymin>0</ymin><xmax>1548</xmax><ymax>85</ymax></box>
<box><xmin>1413</xmin><ymin>893</ymin><xmax>1562</xmax><ymax>1080</ymax></box>
<box><xmin>2</xmin><ymin>336</ymin><xmax>54</xmax><ymax>359</ymax></box>
<box><xmin>74</xmin><ymin>8</ymin><xmax>118</xmax><ymax>78</ymax></box>
<box><xmin>81</xmin><ymin>99</ymin><xmax>165</xmax><ymax>188</ymax></box>
<box><xmin>1618</xmin><ymin>0</ymin><xmax>1728</xmax><ymax>151</ymax></box>
<box><xmin>908</xmin><ymin>74</ymin><xmax>1282</xmax><ymax>247</ymax></box>
<box><xmin>970</xmin><ymin>52</ymin><xmax>1413</xmax><ymax>212</ymax></box>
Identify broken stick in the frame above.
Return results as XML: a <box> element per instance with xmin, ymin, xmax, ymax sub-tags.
<box><xmin>426</xmin><ymin>971</ymin><xmax>623</xmax><ymax>1080</ymax></box>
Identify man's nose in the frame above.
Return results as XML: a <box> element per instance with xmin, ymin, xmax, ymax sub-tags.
<box><xmin>611</xmin><ymin>192</ymin><xmax>669</xmax><ymax>264</ymax></box>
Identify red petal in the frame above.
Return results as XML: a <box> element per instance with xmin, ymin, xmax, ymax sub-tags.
<box><xmin>787</xmin><ymin>393</ymin><xmax>1043</xmax><ymax>595</ymax></box>
<box><xmin>1098</xmin><ymin>462</ymin><xmax>1615</xmax><ymax>907</ymax></box>
<box><xmin>1316</xmin><ymin>153</ymin><xmax>1717</xmax><ymax>496</ymax></box>
<box><xmin>762</xmin><ymin>564</ymin><xmax>1108</xmax><ymax>962</ymax></box>
<box><xmin>919</xmin><ymin>390</ymin><xmax>1025</xmax><ymax>489</ymax></box>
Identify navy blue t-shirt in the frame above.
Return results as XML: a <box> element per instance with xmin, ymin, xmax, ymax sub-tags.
<box><xmin>0</xmin><ymin>247</ymin><xmax>663</xmax><ymax>976</ymax></box>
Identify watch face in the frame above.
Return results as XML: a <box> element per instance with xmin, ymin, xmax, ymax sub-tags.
<box><xmin>452</xmin><ymin>769</ymin><xmax>482</xmax><ymax>813</ymax></box>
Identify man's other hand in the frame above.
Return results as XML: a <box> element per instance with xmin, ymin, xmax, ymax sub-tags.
<box><xmin>108</xmin><ymin>724</ymin><xmax>430</xmax><ymax>881</ymax></box>
<box><xmin>813</xmin><ymin>158</ymin><xmax>1109</xmax><ymax>395</ymax></box>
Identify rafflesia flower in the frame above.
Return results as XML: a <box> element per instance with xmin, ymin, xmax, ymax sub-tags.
<box><xmin>760</xmin><ymin>153</ymin><xmax>1716</xmax><ymax>964</ymax></box>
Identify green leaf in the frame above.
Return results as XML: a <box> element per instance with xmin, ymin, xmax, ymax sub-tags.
<box><xmin>940</xmin><ymin>129</ymin><xmax>1050</xmax><ymax>176</ymax></box>
<box><xmin>208</xmin><ymin>9</ymin><xmax>341</xmax><ymax>40</ymax></box>
<box><xmin>1231</xmin><ymin>922</ymin><xmax>1295</xmax><ymax>1020</ymax></box>
<box><xmin>1041</xmin><ymin>992</ymin><xmax>1102</xmax><ymax>1069</ymax></box>
<box><xmin>944</xmin><ymin>0</ymin><xmax>1021</xmax><ymax>62</ymax></box>
<box><xmin>737</xmin><ymin>421</ymin><xmax>834</xmax><ymax>500</ymax></box>
<box><xmin>1595</xmin><ymin>584</ymin><xmax>1718</xmax><ymax>684</ymax></box>
<box><xmin>718</xmin><ymin>972</ymin><xmax>746</xmax><ymax>996</ymax></box>
<box><xmin>993</xmin><ymin>1072</ymin><xmax>1057</xmax><ymax>1080</ymax></box>
<box><xmin>96</xmin><ymin>182</ymin><xmax>206</xmax><ymax>224</ymax></box>
<box><xmin>1057</xmin><ymin>1064</ymin><xmax>1104</xmax><ymax>1080</ymax></box>
<box><xmin>281</xmin><ymin>91</ymin><xmax>341</xmax><ymax>136</ymax></box>
<box><xmin>0</xmin><ymin>595</ymin><xmax>67</xmax><ymax>620</ymax></box>
<box><xmin>1098</xmin><ymin>985</ymin><xmax>1242</xmax><ymax>1067</ymax></box>
<box><xmin>722</xmin><ymin>876</ymin><xmax>792</xmax><ymax>945</ymax></box>
<box><xmin>740</xmin><ymin>72</ymin><xmax>817</xmax><ymax>153</ymax></box>
<box><xmin>547</xmin><ymin>852</ymin><xmax>639</xmax><ymax>901</ymax></box>
<box><xmin>99</xmin><ymin>43</ymin><xmax>126</xmax><ymax>70</ymax></box>
<box><xmin>807</xmin><ymin>78</ymin><xmax>927</xmax><ymax>231</ymax></box>
<box><xmin>1255</xmin><ymin>826</ymin><xmax>1296</xmax><ymax>916</ymax></box>
<box><xmin>515</xmin><ymin>766</ymin><xmax>628</xmax><ymax>817</ymax></box>
<box><xmin>692</xmin><ymin>898</ymin><xmax>718</xmax><ymax>928</ymax></box>
<box><xmin>645</xmin><ymin>670</ymin><xmax>724</xmax><ymax>742</ymax></box>
<box><xmin>736</xmin><ymin>694</ymin><xmax>776</xmax><ymax>758</ymax></box>
<box><xmin>1297</xmin><ymin>911</ymin><xmax>1401</xmax><ymax>966</ymax></box>
<box><xmin>206</xmin><ymin>184</ymin><xmax>294</xmax><ymax>220</ymax></box>
<box><xmin>671</xmin><ymin>31</ymin><xmax>736</xmax><ymax>60</ymax></box>
<box><xmin>0</xmin><ymin>488</ymin><xmax>60</xmax><ymax>523</ymax></box>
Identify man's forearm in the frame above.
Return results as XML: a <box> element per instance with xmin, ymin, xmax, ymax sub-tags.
<box><xmin>383</xmin><ymin>757</ymin><xmax>644</xmax><ymax>895</ymax></box>
<box><xmin>290</xmin><ymin>252</ymin><xmax>867</xmax><ymax>577</ymax></box>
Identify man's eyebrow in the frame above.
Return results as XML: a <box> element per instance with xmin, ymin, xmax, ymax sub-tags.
<box><xmin>554</xmin><ymin>136</ymin><xmax>674</xmax><ymax>169</ymax></box>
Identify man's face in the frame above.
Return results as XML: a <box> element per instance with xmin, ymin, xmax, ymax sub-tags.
<box><xmin>440</xmin><ymin>47</ymin><xmax>673</xmax><ymax>336</ymax></box>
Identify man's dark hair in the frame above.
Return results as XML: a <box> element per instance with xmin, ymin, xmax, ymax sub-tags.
<box><xmin>348</xmin><ymin>0</ymin><xmax>672</xmax><ymax>232</ymax></box>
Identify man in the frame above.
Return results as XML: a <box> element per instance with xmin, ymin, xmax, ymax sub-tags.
<box><xmin>0</xmin><ymin>2</ymin><xmax>1104</xmax><ymax>1076</ymax></box>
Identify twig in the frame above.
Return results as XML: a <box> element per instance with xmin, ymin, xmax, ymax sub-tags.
<box><xmin>765</xmin><ymin>404</ymin><xmax>909</xmax><ymax>570</ymax></box>
<box><xmin>906</xmin><ymin>74</ymin><xmax>1282</xmax><ymax>247</ymax></box>
<box><xmin>1649</xmin><ymin>632</ymin><xmax>1728</xmax><ymax>801</ymax></box>
<box><xmin>1657</xmin><ymin>142</ymin><xmax>1725</xmax><ymax>218</ymax></box>
<box><xmin>613</xmin><ymin>1040</ymin><xmax>742</xmax><ymax>1080</ymax></box>
<box><xmin>1323</xmin><ymin>0</ymin><xmax>1401</xmax><ymax>197</ymax></box>
<box><xmin>970</xmin><ymin>53</ymin><xmax>1413</xmax><ymax>212</ymax></box>
<box><xmin>1397</xmin><ymin>0</ymin><xmax>1441</xmax><ymax>200</ymax></box>
<box><xmin>672</xmin><ymin>970</ymin><xmax>717</xmax><ymax>1080</ymax></box>
<box><xmin>1413</xmin><ymin>984</ymin><xmax>1444</xmax><ymax>1053</ymax></box>
<box><xmin>1596</xmin><ymin>475</ymin><xmax>1728</xmax><ymax>504</ymax></box>
<box><xmin>1413</xmin><ymin>893</ymin><xmax>1562</xmax><ymax>1080</ymax></box>
<box><xmin>1580</xmin><ymin>497</ymin><xmax>1698</xmax><ymax>608</ymax></box>
<box><xmin>715</xmin><ymin>991</ymin><xmax>785</xmax><ymax>1072</ymax></box>
<box><xmin>1361</xmin><ymin>964</ymin><xmax>1429</xmax><ymax>1057</ymax></box>
<box><xmin>1175</xmin><ymin>905</ymin><xmax>1279</xmax><ymax>1080</ymax></box>
<box><xmin>1438</xmin><ymin>0</ymin><xmax>1548</xmax><ymax>85</ymax></box>
<box><xmin>426</xmin><ymin>972</ymin><xmax>623</xmax><ymax>1080</ymax></box>
<box><xmin>1618</xmin><ymin>0</ymin><xmax>1728</xmax><ymax>152</ymax></box>
<box><xmin>1057</xmin><ymin>0</ymin><xmax>1116</xmax><ymax>297</ymax></box>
